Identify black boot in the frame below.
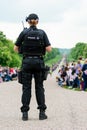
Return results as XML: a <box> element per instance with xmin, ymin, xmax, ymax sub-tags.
<box><xmin>39</xmin><ymin>110</ymin><xmax>47</xmax><ymax>120</ymax></box>
<box><xmin>22</xmin><ymin>112</ymin><xmax>28</xmax><ymax>121</ymax></box>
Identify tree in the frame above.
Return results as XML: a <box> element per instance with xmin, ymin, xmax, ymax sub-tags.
<box><xmin>0</xmin><ymin>31</ymin><xmax>21</xmax><ymax>67</ymax></box>
<box><xmin>0</xmin><ymin>31</ymin><xmax>61</xmax><ymax>67</ymax></box>
<box><xmin>83</xmin><ymin>44</ymin><xmax>87</xmax><ymax>58</ymax></box>
<box><xmin>70</xmin><ymin>42</ymin><xmax>87</xmax><ymax>60</ymax></box>
<box><xmin>44</xmin><ymin>48</ymin><xmax>60</xmax><ymax>62</ymax></box>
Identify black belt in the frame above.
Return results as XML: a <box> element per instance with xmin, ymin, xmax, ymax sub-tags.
<box><xmin>28</xmin><ymin>56</ymin><xmax>40</xmax><ymax>58</ymax></box>
<box><xmin>23</xmin><ymin>55</ymin><xmax>43</xmax><ymax>59</ymax></box>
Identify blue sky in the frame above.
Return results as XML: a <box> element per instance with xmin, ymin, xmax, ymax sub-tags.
<box><xmin>0</xmin><ymin>0</ymin><xmax>87</xmax><ymax>48</ymax></box>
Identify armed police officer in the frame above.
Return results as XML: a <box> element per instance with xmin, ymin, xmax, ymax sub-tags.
<box><xmin>14</xmin><ymin>13</ymin><xmax>52</xmax><ymax>121</ymax></box>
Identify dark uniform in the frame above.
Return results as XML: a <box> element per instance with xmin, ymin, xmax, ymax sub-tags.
<box><xmin>15</xmin><ymin>14</ymin><xmax>51</xmax><ymax>120</ymax></box>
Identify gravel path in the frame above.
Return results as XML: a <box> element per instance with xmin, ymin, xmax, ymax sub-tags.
<box><xmin>0</xmin><ymin>69</ymin><xmax>87</xmax><ymax>130</ymax></box>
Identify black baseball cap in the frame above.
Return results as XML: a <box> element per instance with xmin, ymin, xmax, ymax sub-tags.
<box><xmin>26</xmin><ymin>13</ymin><xmax>39</xmax><ymax>22</ymax></box>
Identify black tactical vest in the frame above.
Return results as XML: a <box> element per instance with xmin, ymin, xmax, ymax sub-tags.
<box><xmin>22</xmin><ymin>28</ymin><xmax>45</xmax><ymax>56</ymax></box>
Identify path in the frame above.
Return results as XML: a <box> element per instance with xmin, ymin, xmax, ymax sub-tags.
<box><xmin>0</xmin><ymin>68</ymin><xmax>87</xmax><ymax>129</ymax></box>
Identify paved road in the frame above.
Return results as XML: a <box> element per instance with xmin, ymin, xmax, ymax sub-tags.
<box><xmin>0</xmin><ymin>69</ymin><xmax>87</xmax><ymax>130</ymax></box>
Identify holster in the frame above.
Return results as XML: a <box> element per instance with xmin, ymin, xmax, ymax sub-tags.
<box><xmin>18</xmin><ymin>70</ymin><xmax>23</xmax><ymax>84</ymax></box>
<box><xmin>42</xmin><ymin>65</ymin><xmax>50</xmax><ymax>80</ymax></box>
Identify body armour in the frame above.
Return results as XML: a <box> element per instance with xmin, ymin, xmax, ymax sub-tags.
<box><xmin>22</xmin><ymin>28</ymin><xmax>45</xmax><ymax>56</ymax></box>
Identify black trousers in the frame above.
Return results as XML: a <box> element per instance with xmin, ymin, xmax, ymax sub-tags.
<box><xmin>20</xmin><ymin>70</ymin><xmax>47</xmax><ymax>112</ymax></box>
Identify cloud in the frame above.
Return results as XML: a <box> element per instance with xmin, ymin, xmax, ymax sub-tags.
<box><xmin>1</xmin><ymin>20</ymin><xmax>87</xmax><ymax>49</ymax></box>
<box><xmin>0</xmin><ymin>22</ymin><xmax>23</xmax><ymax>42</ymax></box>
<box><xmin>0</xmin><ymin>0</ymin><xmax>82</xmax><ymax>23</ymax></box>
<box><xmin>0</xmin><ymin>0</ymin><xmax>87</xmax><ymax>48</ymax></box>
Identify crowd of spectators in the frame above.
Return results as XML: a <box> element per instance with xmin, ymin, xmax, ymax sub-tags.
<box><xmin>0</xmin><ymin>61</ymin><xmax>59</xmax><ymax>84</ymax></box>
<box><xmin>1</xmin><ymin>57</ymin><xmax>87</xmax><ymax>92</ymax></box>
<box><xmin>0</xmin><ymin>65</ymin><xmax>18</xmax><ymax>83</ymax></box>
<box><xmin>57</xmin><ymin>58</ymin><xmax>87</xmax><ymax>91</ymax></box>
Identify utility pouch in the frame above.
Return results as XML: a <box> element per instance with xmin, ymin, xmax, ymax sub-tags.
<box><xmin>18</xmin><ymin>70</ymin><xmax>23</xmax><ymax>84</ymax></box>
<box><xmin>42</xmin><ymin>65</ymin><xmax>50</xmax><ymax>80</ymax></box>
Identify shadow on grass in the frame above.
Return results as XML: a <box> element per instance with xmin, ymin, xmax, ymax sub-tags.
<box><xmin>62</xmin><ymin>85</ymin><xmax>87</xmax><ymax>92</ymax></box>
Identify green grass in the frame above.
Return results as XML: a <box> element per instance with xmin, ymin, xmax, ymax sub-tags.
<box><xmin>45</xmin><ymin>55</ymin><xmax>62</xmax><ymax>67</ymax></box>
<box><xmin>62</xmin><ymin>85</ymin><xmax>85</xmax><ymax>91</ymax></box>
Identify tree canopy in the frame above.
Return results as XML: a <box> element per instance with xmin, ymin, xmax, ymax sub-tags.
<box><xmin>44</xmin><ymin>48</ymin><xmax>60</xmax><ymax>62</ymax></box>
<box><xmin>0</xmin><ymin>31</ymin><xmax>21</xmax><ymax>67</ymax></box>
<box><xmin>69</xmin><ymin>42</ymin><xmax>87</xmax><ymax>61</ymax></box>
<box><xmin>0</xmin><ymin>31</ymin><xmax>61</xmax><ymax>67</ymax></box>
